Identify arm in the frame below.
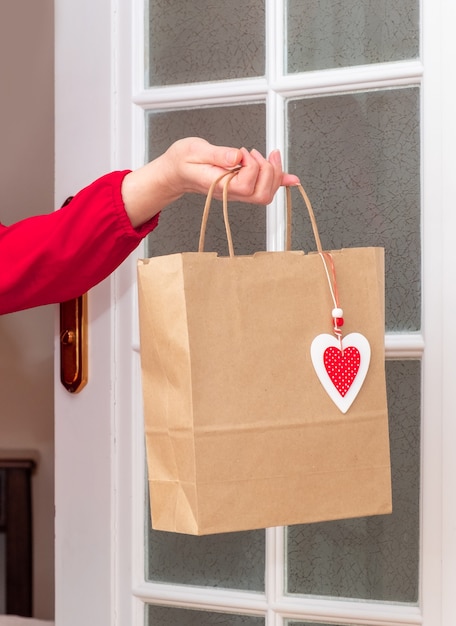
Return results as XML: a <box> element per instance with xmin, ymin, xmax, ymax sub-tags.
<box><xmin>0</xmin><ymin>170</ymin><xmax>151</xmax><ymax>314</ymax></box>
<box><xmin>0</xmin><ymin>138</ymin><xmax>299</xmax><ymax>315</ymax></box>
<box><xmin>121</xmin><ymin>138</ymin><xmax>300</xmax><ymax>227</ymax></box>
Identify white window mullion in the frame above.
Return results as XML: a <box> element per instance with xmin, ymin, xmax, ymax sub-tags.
<box><xmin>265</xmin><ymin>527</ymin><xmax>284</xmax><ymax>625</ymax></box>
<box><xmin>130</xmin><ymin>0</ymin><xmax>149</xmax><ymax>171</ymax></box>
<box><xmin>132</xmin><ymin>60</ymin><xmax>422</xmax><ymax>113</ymax></box>
<box><xmin>275</xmin><ymin>596</ymin><xmax>423</xmax><ymax>626</ymax></box>
<box><xmin>132</xmin><ymin>79</ymin><xmax>268</xmax><ymax>110</ymax></box>
<box><xmin>272</xmin><ymin>59</ymin><xmax>423</xmax><ymax>97</ymax></box>
<box><xmin>266</xmin><ymin>0</ymin><xmax>285</xmax><ymax>84</ymax></box>
<box><xmin>265</xmin><ymin>0</ymin><xmax>286</xmax><ymax>255</ymax></box>
<box><xmin>266</xmin><ymin>90</ymin><xmax>287</xmax><ymax>253</ymax></box>
<box><xmin>436</xmin><ymin>0</ymin><xmax>456</xmax><ymax>620</ymax></box>
<box><xmin>132</xmin><ymin>582</ymin><xmax>267</xmax><ymax>616</ymax></box>
<box><xmin>385</xmin><ymin>333</ymin><xmax>424</xmax><ymax>359</ymax></box>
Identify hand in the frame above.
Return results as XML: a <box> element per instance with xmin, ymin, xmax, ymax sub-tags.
<box><xmin>122</xmin><ymin>137</ymin><xmax>300</xmax><ymax>228</ymax></box>
<box><xmin>163</xmin><ymin>137</ymin><xmax>300</xmax><ymax>203</ymax></box>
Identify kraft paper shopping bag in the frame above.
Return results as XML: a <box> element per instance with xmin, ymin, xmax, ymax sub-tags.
<box><xmin>137</xmin><ymin>170</ymin><xmax>391</xmax><ymax>535</ymax></box>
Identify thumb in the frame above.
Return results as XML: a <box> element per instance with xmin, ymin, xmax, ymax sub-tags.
<box><xmin>223</xmin><ymin>147</ymin><xmax>243</xmax><ymax>168</ymax></box>
<box><xmin>171</xmin><ymin>138</ymin><xmax>242</xmax><ymax>169</ymax></box>
<box><xmin>282</xmin><ymin>172</ymin><xmax>301</xmax><ymax>186</ymax></box>
<box><xmin>197</xmin><ymin>140</ymin><xmax>241</xmax><ymax>168</ymax></box>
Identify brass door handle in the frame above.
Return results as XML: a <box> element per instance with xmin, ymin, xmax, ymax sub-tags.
<box><xmin>60</xmin><ymin>294</ymin><xmax>88</xmax><ymax>393</ymax></box>
<box><xmin>58</xmin><ymin>195</ymin><xmax>88</xmax><ymax>393</ymax></box>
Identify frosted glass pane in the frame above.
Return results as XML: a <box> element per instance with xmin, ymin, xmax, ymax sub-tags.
<box><xmin>287</xmin><ymin>88</ymin><xmax>420</xmax><ymax>331</ymax></box>
<box><xmin>146</xmin><ymin>0</ymin><xmax>265</xmax><ymax>86</ymax></box>
<box><xmin>145</xmin><ymin>104</ymin><xmax>266</xmax><ymax>258</ymax></box>
<box><xmin>286</xmin><ymin>361</ymin><xmax>420</xmax><ymax>603</ymax></box>
<box><xmin>146</xmin><ymin>505</ymin><xmax>265</xmax><ymax>589</ymax></box>
<box><xmin>146</xmin><ymin>606</ymin><xmax>264</xmax><ymax>626</ymax></box>
<box><xmin>287</xmin><ymin>0</ymin><xmax>419</xmax><ymax>72</ymax></box>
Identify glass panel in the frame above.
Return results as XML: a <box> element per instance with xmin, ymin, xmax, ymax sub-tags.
<box><xmin>146</xmin><ymin>605</ymin><xmax>264</xmax><ymax>626</ymax></box>
<box><xmin>145</xmin><ymin>104</ymin><xmax>266</xmax><ymax>258</ymax></box>
<box><xmin>287</xmin><ymin>87</ymin><xmax>420</xmax><ymax>332</ymax></box>
<box><xmin>286</xmin><ymin>360</ymin><xmax>420</xmax><ymax>603</ymax></box>
<box><xmin>146</xmin><ymin>500</ymin><xmax>265</xmax><ymax>589</ymax></box>
<box><xmin>287</xmin><ymin>0</ymin><xmax>419</xmax><ymax>73</ymax></box>
<box><xmin>146</xmin><ymin>0</ymin><xmax>265</xmax><ymax>86</ymax></box>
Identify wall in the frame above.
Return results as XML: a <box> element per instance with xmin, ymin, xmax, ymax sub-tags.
<box><xmin>0</xmin><ymin>0</ymin><xmax>55</xmax><ymax>620</ymax></box>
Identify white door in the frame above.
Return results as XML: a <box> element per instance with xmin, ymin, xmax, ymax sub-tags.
<box><xmin>55</xmin><ymin>0</ymin><xmax>456</xmax><ymax>624</ymax></box>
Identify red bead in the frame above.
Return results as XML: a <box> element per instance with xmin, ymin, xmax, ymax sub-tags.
<box><xmin>334</xmin><ymin>317</ymin><xmax>344</xmax><ymax>327</ymax></box>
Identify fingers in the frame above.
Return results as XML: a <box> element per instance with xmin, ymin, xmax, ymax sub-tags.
<box><xmin>218</xmin><ymin>147</ymin><xmax>299</xmax><ymax>204</ymax></box>
<box><xmin>168</xmin><ymin>138</ymin><xmax>299</xmax><ymax>203</ymax></box>
<box><xmin>282</xmin><ymin>172</ymin><xmax>301</xmax><ymax>186</ymax></box>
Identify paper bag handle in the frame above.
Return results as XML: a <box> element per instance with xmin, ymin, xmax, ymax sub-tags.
<box><xmin>199</xmin><ymin>168</ymin><xmax>323</xmax><ymax>256</ymax></box>
<box><xmin>198</xmin><ymin>168</ymin><xmax>241</xmax><ymax>256</ymax></box>
<box><xmin>286</xmin><ymin>185</ymin><xmax>323</xmax><ymax>254</ymax></box>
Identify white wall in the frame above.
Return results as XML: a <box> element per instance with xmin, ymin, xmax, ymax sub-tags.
<box><xmin>0</xmin><ymin>0</ymin><xmax>55</xmax><ymax>620</ymax></box>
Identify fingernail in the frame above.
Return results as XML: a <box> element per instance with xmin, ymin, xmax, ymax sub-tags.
<box><xmin>270</xmin><ymin>149</ymin><xmax>282</xmax><ymax>164</ymax></box>
<box><xmin>226</xmin><ymin>149</ymin><xmax>240</xmax><ymax>166</ymax></box>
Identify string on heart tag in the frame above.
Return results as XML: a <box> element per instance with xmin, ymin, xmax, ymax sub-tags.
<box><xmin>310</xmin><ymin>252</ymin><xmax>371</xmax><ymax>414</ymax></box>
<box><xmin>318</xmin><ymin>251</ymin><xmax>344</xmax><ymax>350</ymax></box>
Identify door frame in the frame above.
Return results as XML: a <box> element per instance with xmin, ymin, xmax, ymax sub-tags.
<box><xmin>54</xmin><ymin>0</ymin><xmax>123</xmax><ymax>623</ymax></box>
<box><xmin>437</xmin><ymin>0</ymin><xmax>456</xmax><ymax>620</ymax></box>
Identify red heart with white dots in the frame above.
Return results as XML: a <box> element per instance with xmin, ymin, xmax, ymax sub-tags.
<box><xmin>311</xmin><ymin>333</ymin><xmax>370</xmax><ymax>413</ymax></box>
<box><xmin>323</xmin><ymin>346</ymin><xmax>360</xmax><ymax>397</ymax></box>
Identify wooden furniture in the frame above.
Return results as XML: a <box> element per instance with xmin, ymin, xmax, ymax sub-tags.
<box><xmin>0</xmin><ymin>459</ymin><xmax>35</xmax><ymax>617</ymax></box>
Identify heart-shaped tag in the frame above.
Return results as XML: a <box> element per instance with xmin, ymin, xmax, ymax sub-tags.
<box><xmin>310</xmin><ymin>332</ymin><xmax>371</xmax><ymax>413</ymax></box>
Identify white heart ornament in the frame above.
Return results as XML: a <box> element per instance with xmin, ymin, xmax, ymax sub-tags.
<box><xmin>310</xmin><ymin>332</ymin><xmax>371</xmax><ymax>414</ymax></box>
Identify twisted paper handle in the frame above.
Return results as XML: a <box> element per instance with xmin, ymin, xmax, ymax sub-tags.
<box><xmin>198</xmin><ymin>167</ymin><xmax>241</xmax><ymax>255</ymax></box>
<box><xmin>199</xmin><ymin>170</ymin><xmax>324</xmax><ymax>258</ymax></box>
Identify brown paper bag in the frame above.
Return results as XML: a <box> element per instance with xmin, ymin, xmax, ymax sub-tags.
<box><xmin>137</xmin><ymin>171</ymin><xmax>392</xmax><ymax>535</ymax></box>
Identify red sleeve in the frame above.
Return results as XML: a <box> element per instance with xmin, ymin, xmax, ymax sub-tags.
<box><xmin>0</xmin><ymin>170</ymin><xmax>159</xmax><ymax>314</ymax></box>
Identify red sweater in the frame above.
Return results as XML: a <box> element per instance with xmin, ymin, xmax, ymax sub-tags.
<box><xmin>0</xmin><ymin>170</ymin><xmax>159</xmax><ymax>315</ymax></box>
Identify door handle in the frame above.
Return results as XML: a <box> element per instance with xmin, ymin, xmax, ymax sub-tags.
<box><xmin>60</xmin><ymin>293</ymin><xmax>88</xmax><ymax>393</ymax></box>
<box><xmin>58</xmin><ymin>195</ymin><xmax>88</xmax><ymax>393</ymax></box>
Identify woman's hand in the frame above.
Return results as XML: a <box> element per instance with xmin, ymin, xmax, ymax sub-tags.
<box><xmin>122</xmin><ymin>137</ymin><xmax>300</xmax><ymax>228</ymax></box>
